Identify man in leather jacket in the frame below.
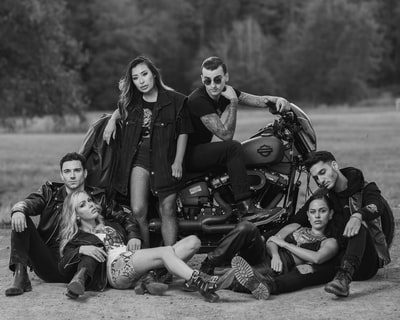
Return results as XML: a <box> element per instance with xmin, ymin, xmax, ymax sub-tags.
<box><xmin>293</xmin><ymin>150</ymin><xmax>389</xmax><ymax>297</ymax></box>
<box><xmin>5</xmin><ymin>152</ymin><xmax>141</xmax><ymax>296</ymax></box>
<box><xmin>200</xmin><ymin>151</ymin><xmax>389</xmax><ymax>298</ymax></box>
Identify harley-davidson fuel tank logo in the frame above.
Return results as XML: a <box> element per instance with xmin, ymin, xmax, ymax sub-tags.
<box><xmin>257</xmin><ymin>144</ymin><xmax>273</xmax><ymax>157</ymax></box>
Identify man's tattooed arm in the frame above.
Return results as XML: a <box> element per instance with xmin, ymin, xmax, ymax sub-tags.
<box><xmin>200</xmin><ymin>101</ymin><xmax>238</xmax><ymax>141</ymax></box>
<box><xmin>238</xmin><ymin>92</ymin><xmax>268</xmax><ymax>107</ymax></box>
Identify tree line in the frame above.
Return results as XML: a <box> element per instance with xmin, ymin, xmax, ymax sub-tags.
<box><xmin>1</xmin><ymin>0</ymin><xmax>399</xmax><ymax>121</ymax></box>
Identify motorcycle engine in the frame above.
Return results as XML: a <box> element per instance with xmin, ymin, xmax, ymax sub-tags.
<box><xmin>177</xmin><ymin>168</ymin><xmax>288</xmax><ymax>221</ymax></box>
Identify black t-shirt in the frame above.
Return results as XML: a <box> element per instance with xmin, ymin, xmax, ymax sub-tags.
<box><xmin>187</xmin><ymin>86</ymin><xmax>241</xmax><ymax>146</ymax></box>
<box><xmin>141</xmin><ymin>98</ymin><xmax>155</xmax><ymax>138</ymax></box>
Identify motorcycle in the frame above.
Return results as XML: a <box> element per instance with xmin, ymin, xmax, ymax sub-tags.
<box><xmin>148</xmin><ymin>103</ymin><xmax>319</xmax><ymax>252</ymax></box>
<box><xmin>81</xmin><ymin>103</ymin><xmax>394</xmax><ymax>253</ymax></box>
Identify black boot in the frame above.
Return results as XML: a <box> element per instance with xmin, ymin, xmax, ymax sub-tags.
<box><xmin>66</xmin><ymin>267</ymin><xmax>87</xmax><ymax>299</ymax></box>
<box><xmin>5</xmin><ymin>263</ymin><xmax>32</xmax><ymax>296</ymax></box>
<box><xmin>324</xmin><ymin>260</ymin><xmax>355</xmax><ymax>297</ymax></box>
<box><xmin>231</xmin><ymin>256</ymin><xmax>275</xmax><ymax>300</ymax></box>
<box><xmin>199</xmin><ymin>257</ymin><xmax>215</xmax><ymax>275</ymax></box>
<box><xmin>135</xmin><ymin>270</ymin><xmax>168</xmax><ymax>295</ymax></box>
<box><xmin>185</xmin><ymin>270</ymin><xmax>220</xmax><ymax>302</ymax></box>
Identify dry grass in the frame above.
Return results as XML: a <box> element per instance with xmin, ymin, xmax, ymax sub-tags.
<box><xmin>1</xmin><ymin>106</ymin><xmax>400</xmax><ymax>224</ymax></box>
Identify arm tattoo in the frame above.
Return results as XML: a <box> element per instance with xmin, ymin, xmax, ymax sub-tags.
<box><xmin>238</xmin><ymin>92</ymin><xmax>265</xmax><ymax>108</ymax></box>
<box><xmin>201</xmin><ymin>113</ymin><xmax>234</xmax><ymax>141</ymax></box>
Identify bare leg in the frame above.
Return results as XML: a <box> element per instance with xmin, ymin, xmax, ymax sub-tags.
<box><xmin>173</xmin><ymin>235</ymin><xmax>201</xmax><ymax>262</ymax></box>
<box><xmin>131</xmin><ymin>246</ymin><xmax>193</xmax><ymax>280</ymax></box>
<box><xmin>158</xmin><ymin>193</ymin><xmax>178</xmax><ymax>246</ymax></box>
<box><xmin>130</xmin><ymin>166</ymin><xmax>150</xmax><ymax>248</ymax></box>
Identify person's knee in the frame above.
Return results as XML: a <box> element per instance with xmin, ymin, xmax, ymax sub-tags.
<box><xmin>184</xmin><ymin>235</ymin><xmax>201</xmax><ymax>252</ymax></box>
<box><xmin>226</xmin><ymin>140</ymin><xmax>243</xmax><ymax>154</ymax></box>
<box><xmin>131</xmin><ymin>205</ymin><xmax>147</xmax><ymax>221</ymax></box>
<box><xmin>159</xmin><ymin>204</ymin><xmax>176</xmax><ymax>220</ymax></box>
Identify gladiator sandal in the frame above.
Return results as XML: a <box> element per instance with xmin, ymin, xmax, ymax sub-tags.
<box><xmin>185</xmin><ymin>270</ymin><xmax>220</xmax><ymax>303</ymax></box>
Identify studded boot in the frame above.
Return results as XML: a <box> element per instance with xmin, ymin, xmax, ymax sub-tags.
<box><xmin>185</xmin><ymin>270</ymin><xmax>220</xmax><ymax>302</ymax></box>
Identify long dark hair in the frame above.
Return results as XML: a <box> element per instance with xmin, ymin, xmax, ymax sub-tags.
<box><xmin>307</xmin><ymin>193</ymin><xmax>336</xmax><ymax>238</ymax></box>
<box><xmin>117</xmin><ymin>56</ymin><xmax>171</xmax><ymax>120</ymax></box>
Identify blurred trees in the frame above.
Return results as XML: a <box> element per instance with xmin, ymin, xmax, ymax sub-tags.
<box><xmin>1</xmin><ymin>0</ymin><xmax>400</xmax><ymax>119</ymax></box>
<box><xmin>0</xmin><ymin>0</ymin><xmax>87</xmax><ymax>123</ymax></box>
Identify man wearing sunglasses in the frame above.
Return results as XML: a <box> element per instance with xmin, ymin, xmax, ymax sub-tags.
<box><xmin>186</xmin><ymin>56</ymin><xmax>291</xmax><ymax>216</ymax></box>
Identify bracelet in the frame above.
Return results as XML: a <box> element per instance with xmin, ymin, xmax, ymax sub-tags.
<box><xmin>351</xmin><ymin>214</ymin><xmax>362</xmax><ymax>222</ymax></box>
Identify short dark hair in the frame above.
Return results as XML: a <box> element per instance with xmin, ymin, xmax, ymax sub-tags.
<box><xmin>201</xmin><ymin>56</ymin><xmax>227</xmax><ymax>74</ymax></box>
<box><xmin>59</xmin><ymin>152</ymin><xmax>87</xmax><ymax>171</ymax></box>
<box><xmin>304</xmin><ymin>151</ymin><xmax>336</xmax><ymax>171</ymax></box>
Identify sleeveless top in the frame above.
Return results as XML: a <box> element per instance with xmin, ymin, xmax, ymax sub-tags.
<box><xmin>285</xmin><ymin>227</ymin><xmax>327</xmax><ymax>252</ymax></box>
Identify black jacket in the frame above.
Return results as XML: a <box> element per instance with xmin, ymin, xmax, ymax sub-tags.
<box><xmin>79</xmin><ymin>114</ymin><xmax>118</xmax><ymax>196</ymax></box>
<box><xmin>292</xmin><ymin>167</ymin><xmax>390</xmax><ymax>263</ymax></box>
<box><xmin>11</xmin><ymin>182</ymin><xmax>141</xmax><ymax>252</ymax></box>
<box><xmin>58</xmin><ymin>229</ymin><xmax>107</xmax><ymax>291</ymax></box>
<box><xmin>113</xmin><ymin>89</ymin><xmax>192</xmax><ymax>197</ymax></box>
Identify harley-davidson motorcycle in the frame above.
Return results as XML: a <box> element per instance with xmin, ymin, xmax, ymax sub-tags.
<box><xmin>147</xmin><ymin>103</ymin><xmax>395</xmax><ymax>252</ymax></box>
<box><xmin>148</xmin><ymin>103</ymin><xmax>318</xmax><ymax>251</ymax></box>
<box><xmin>82</xmin><ymin>103</ymin><xmax>394</xmax><ymax>253</ymax></box>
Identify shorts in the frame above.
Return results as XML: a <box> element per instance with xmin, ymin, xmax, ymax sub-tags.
<box><xmin>107</xmin><ymin>246</ymin><xmax>141</xmax><ymax>289</ymax></box>
<box><xmin>132</xmin><ymin>137</ymin><xmax>150</xmax><ymax>171</ymax></box>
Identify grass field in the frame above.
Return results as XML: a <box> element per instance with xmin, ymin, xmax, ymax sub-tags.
<box><xmin>1</xmin><ymin>106</ymin><xmax>400</xmax><ymax>224</ymax></box>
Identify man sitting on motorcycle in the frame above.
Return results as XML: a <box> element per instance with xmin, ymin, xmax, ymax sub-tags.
<box><xmin>186</xmin><ymin>56</ymin><xmax>291</xmax><ymax>215</ymax></box>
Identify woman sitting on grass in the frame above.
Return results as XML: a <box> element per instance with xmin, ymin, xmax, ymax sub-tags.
<box><xmin>58</xmin><ymin>190</ymin><xmax>220</xmax><ymax>302</ymax></box>
<box><xmin>231</xmin><ymin>194</ymin><xmax>339</xmax><ymax>299</ymax></box>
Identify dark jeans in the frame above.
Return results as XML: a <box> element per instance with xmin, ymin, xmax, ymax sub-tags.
<box><xmin>187</xmin><ymin>140</ymin><xmax>251</xmax><ymax>202</ymax></box>
<box><xmin>342</xmin><ymin>224</ymin><xmax>379</xmax><ymax>281</ymax></box>
<box><xmin>207</xmin><ymin>221</ymin><xmax>337</xmax><ymax>294</ymax></box>
<box><xmin>9</xmin><ymin>217</ymin><xmax>69</xmax><ymax>283</ymax></box>
<box><xmin>60</xmin><ymin>255</ymin><xmax>101</xmax><ymax>290</ymax></box>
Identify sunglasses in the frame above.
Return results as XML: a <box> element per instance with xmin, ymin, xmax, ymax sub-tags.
<box><xmin>202</xmin><ymin>76</ymin><xmax>223</xmax><ymax>86</ymax></box>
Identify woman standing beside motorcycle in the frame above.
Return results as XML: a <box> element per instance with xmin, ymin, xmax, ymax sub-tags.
<box><xmin>103</xmin><ymin>56</ymin><xmax>192</xmax><ymax>249</ymax></box>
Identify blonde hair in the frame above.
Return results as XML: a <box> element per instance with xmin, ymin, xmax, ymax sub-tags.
<box><xmin>59</xmin><ymin>190</ymin><xmax>103</xmax><ymax>256</ymax></box>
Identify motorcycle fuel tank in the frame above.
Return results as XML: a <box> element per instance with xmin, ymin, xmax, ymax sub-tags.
<box><xmin>241</xmin><ymin>134</ymin><xmax>284</xmax><ymax>166</ymax></box>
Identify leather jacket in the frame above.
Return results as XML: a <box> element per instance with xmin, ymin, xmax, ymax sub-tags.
<box><xmin>58</xmin><ymin>229</ymin><xmax>108</xmax><ymax>291</ymax></box>
<box><xmin>79</xmin><ymin>114</ymin><xmax>118</xmax><ymax>196</ymax></box>
<box><xmin>292</xmin><ymin>167</ymin><xmax>390</xmax><ymax>265</ymax></box>
<box><xmin>11</xmin><ymin>182</ymin><xmax>142</xmax><ymax>251</ymax></box>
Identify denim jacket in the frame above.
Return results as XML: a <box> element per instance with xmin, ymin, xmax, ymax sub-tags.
<box><xmin>112</xmin><ymin>89</ymin><xmax>192</xmax><ymax>197</ymax></box>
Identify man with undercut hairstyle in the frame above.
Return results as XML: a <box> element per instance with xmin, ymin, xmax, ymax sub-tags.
<box><xmin>186</xmin><ymin>56</ymin><xmax>291</xmax><ymax>216</ymax></box>
<box><xmin>292</xmin><ymin>150</ymin><xmax>390</xmax><ymax>297</ymax></box>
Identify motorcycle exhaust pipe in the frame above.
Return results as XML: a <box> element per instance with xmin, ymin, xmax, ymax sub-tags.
<box><xmin>148</xmin><ymin>212</ymin><xmax>235</xmax><ymax>234</ymax></box>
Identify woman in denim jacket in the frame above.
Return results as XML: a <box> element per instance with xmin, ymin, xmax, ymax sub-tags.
<box><xmin>103</xmin><ymin>56</ymin><xmax>192</xmax><ymax>249</ymax></box>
